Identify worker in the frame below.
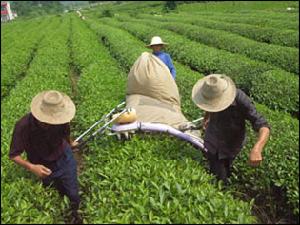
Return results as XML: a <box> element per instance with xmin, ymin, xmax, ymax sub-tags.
<box><xmin>147</xmin><ymin>36</ymin><xmax>176</xmax><ymax>79</ymax></box>
<box><xmin>192</xmin><ymin>74</ymin><xmax>270</xmax><ymax>185</ymax></box>
<box><xmin>9</xmin><ymin>90</ymin><xmax>82</xmax><ymax>223</ymax></box>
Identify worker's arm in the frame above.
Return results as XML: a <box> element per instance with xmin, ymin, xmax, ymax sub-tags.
<box><xmin>9</xmin><ymin>121</ymin><xmax>52</xmax><ymax>178</ymax></box>
<box><xmin>169</xmin><ymin>63</ymin><xmax>176</xmax><ymax>79</ymax></box>
<box><xmin>249</xmin><ymin>126</ymin><xmax>270</xmax><ymax>167</ymax></box>
<box><xmin>237</xmin><ymin>90</ymin><xmax>271</xmax><ymax>167</ymax></box>
<box><xmin>167</xmin><ymin>54</ymin><xmax>176</xmax><ymax>79</ymax></box>
<box><xmin>10</xmin><ymin>155</ymin><xmax>52</xmax><ymax>178</ymax></box>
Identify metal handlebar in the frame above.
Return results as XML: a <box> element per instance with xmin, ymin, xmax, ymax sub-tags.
<box><xmin>75</xmin><ymin>101</ymin><xmax>125</xmax><ymax>143</ymax></box>
<box><xmin>75</xmin><ymin>103</ymin><xmax>128</xmax><ymax>149</ymax></box>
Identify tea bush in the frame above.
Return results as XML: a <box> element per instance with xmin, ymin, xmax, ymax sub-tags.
<box><xmin>177</xmin><ymin>12</ymin><xmax>299</xmax><ymax>30</ymax></box>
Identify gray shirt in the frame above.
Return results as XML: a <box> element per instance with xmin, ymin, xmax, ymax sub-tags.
<box><xmin>204</xmin><ymin>89</ymin><xmax>270</xmax><ymax>159</ymax></box>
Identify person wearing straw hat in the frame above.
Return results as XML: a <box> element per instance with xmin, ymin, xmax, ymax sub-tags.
<box><xmin>192</xmin><ymin>74</ymin><xmax>270</xmax><ymax>184</ymax></box>
<box><xmin>9</xmin><ymin>90</ymin><xmax>82</xmax><ymax>223</ymax></box>
<box><xmin>147</xmin><ymin>36</ymin><xmax>176</xmax><ymax>79</ymax></box>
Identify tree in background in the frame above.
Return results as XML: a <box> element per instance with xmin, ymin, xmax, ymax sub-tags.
<box><xmin>10</xmin><ymin>1</ymin><xmax>64</xmax><ymax>18</ymax></box>
<box><xmin>164</xmin><ymin>1</ymin><xmax>177</xmax><ymax>12</ymax></box>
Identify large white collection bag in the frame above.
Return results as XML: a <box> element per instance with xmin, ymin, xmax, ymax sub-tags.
<box><xmin>126</xmin><ymin>52</ymin><xmax>189</xmax><ymax>129</ymax></box>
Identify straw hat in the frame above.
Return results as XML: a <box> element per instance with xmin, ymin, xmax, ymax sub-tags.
<box><xmin>31</xmin><ymin>90</ymin><xmax>76</xmax><ymax>125</ymax></box>
<box><xmin>192</xmin><ymin>74</ymin><xmax>236</xmax><ymax>112</ymax></box>
<box><xmin>146</xmin><ymin>36</ymin><xmax>168</xmax><ymax>47</ymax></box>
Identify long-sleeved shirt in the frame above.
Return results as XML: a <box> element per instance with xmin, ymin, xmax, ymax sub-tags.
<box><xmin>9</xmin><ymin>113</ymin><xmax>70</xmax><ymax>165</ymax></box>
<box><xmin>153</xmin><ymin>51</ymin><xmax>176</xmax><ymax>79</ymax></box>
<box><xmin>204</xmin><ymin>89</ymin><xmax>270</xmax><ymax>159</ymax></box>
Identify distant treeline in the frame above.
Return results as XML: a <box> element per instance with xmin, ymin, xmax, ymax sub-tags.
<box><xmin>10</xmin><ymin>1</ymin><xmax>64</xmax><ymax>18</ymax></box>
<box><xmin>9</xmin><ymin>1</ymin><xmax>212</xmax><ymax>18</ymax></box>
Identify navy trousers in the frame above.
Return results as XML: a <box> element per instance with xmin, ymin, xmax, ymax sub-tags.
<box><xmin>42</xmin><ymin>145</ymin><xmax>80</xmax><ymax>211</ymax></box>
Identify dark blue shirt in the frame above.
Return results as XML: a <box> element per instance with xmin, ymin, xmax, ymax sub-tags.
<box><xmin>153</xmin><ymin>51</ymin><xmax>176</xmax><ymax>79</ymax></box>
<box><xmin>204</xmin><ymin>89</ymin><xmax>270</xmax><ymax>159</ymax></box>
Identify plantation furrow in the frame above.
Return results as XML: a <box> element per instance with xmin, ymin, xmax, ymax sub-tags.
<box><xmin>117</xmin><ymin>15</ymin><xmax>299</xmax><ymax>75</ymax></box>
<box><xmin>100</xmin><ymin>18</ymin><xmax>299</xmax><ymax>116</ymax></box>
<box><xmin>69</xmin><ymin>18</ymin><xmax>130</xmax><ymax>224</ymax></box>
<box><xmin>1</xmin><ymin>15</ymin><xmax>72</xmax><ymax>224</ymax></box>
<box><xmin>67</xmin><ymin>16</ymin><xmax>86</xmax><ymax>178</ymax></box>
<box><xmin>84</xmin><ymin>18</ymin><xmax>299</xmax><ymax>220</ymax></box>
<box><xmin>69</xmin><ymin>16</ymin><xmax>256</xmax><ymax>223</ymax></box>
<box><xmin>1</xmin><ymin>17</ymin><xmax>60</xmax><ymax>100</ymax></box>
<box><xmin>67</xmin><ymin>17</ymin><xmax>81</xmax><ymax>100</ymax></box>
<box><xmin>134</xmin><ymin>13</ymin><xmax>299</xmax><ymax>48</ymax></box>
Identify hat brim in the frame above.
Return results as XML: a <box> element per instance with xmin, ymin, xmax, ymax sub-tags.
<box><xmin>31</xmin><ymin>91</ymin><xmax>76</xmax><ymax>125</ymax></box>
<box><xmin>192</xmin><ymin>76</ymin><xmax>236</xmax><ymax>112</ymax></box>
<box><xmin>146</xmin><ymin>43</ymin><xmax>168</xmax><ymax>48</ymax></box>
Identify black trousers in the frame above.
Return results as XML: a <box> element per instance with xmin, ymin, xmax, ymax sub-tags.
<box><xmin>205</xmin><ymin>151</ymin><xmax>234</xmax><ymax>185</ymax></box>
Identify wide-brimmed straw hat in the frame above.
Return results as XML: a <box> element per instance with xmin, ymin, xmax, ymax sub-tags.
<box><xmin>192</xmin><ymin>74</ymin><xmax>236</xmax><ymax>112</ymax></box>
<box><xmin>146</xmin><ymin>36</ymin><xmax>168</xmax><ymax>47</ymax></box>
<box><xmin>31</xmin><ymin>90</ymin><xmax>76</xmax><ymax>125</ymax></box>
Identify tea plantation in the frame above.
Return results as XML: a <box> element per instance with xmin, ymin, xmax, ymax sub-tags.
<box><xmin>1</xmin><ymin>1</ymin><xmax>299</xmax><ymax>224</ymax></box>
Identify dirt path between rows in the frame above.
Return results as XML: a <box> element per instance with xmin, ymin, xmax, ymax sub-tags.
<box><xmin>67</xmin><ymin>16</ymin><xmax>85</xmax><ymax>178</ymax></box>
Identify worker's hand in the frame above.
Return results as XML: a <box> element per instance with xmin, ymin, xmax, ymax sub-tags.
<box><xmin>30</xmin><ymin>164</ymin><xmax>52</xmax><ymax>178</ymax></box>
<box><xmin>248</xmin><ymin>146</ymin><xmax>263</xmax><ymax>167</ymax></box>
<box><xmin>71</xmin><ymin>141</ymin><xmax>80</xmax><ymax>152</ymax></box>
<box><xmin>71</xmin><ymin>141</ymin><xmax>79</xmax><ymax>148</ymax></box>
